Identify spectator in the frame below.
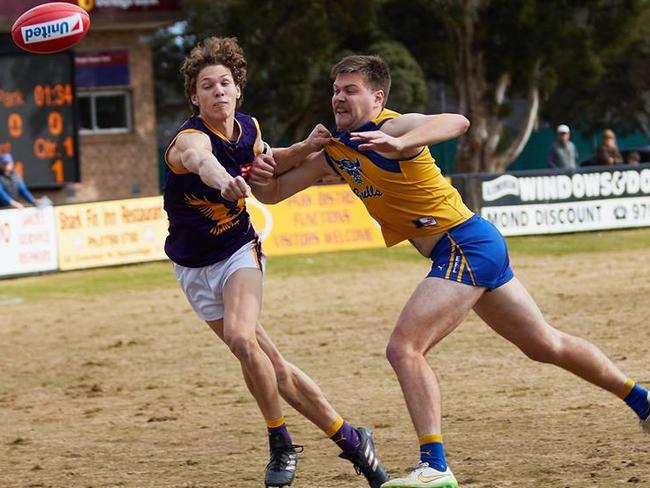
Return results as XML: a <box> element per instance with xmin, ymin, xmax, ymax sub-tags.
<box><xmin>626</xmin><ymin>151</ymin><xmax>641</xmax><ymax>165</ymax></box>
<box><xmin>0</xmin><ymin>153</ymin><xmax>37</xmax><ymax>209</ymax></box>
<box><xmin>596</xmin><ymin>129</ymin><xmax>624</xmax><ymax>165</ymax></box>
<box><xmin>548</xmin><ymin>124</ymin><xmax>578</xmax><ymax>169</ymax></box>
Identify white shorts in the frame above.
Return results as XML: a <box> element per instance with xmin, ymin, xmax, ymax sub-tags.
<box><xmin>173</xmin><ymin>240</ymin><xmax>265</xmax><ymax>321</ymax></box>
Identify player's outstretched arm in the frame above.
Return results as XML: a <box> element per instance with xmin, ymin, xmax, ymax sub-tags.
<box><xmin>249</xmin><ymin>150</ymin><xmax>334</xmax><ymax>204</ymax></box>
<box><xmin>271</xmin><ymin>124</ymin><xmax>332</xmax><ymax>175</ymax></box>
<box><xmin>168</xmin><ymin>131</ymin><xmax>250</xmax><ymax>201</ymax></box>
<box><xmin>350</xmin><ymin>113</ymin><xmax>469</xmax><ymax>158</ymax></box>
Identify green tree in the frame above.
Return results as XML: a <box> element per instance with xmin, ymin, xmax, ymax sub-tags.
<box><xmin>543</xmin><ymin>8</ymin><xmax>650</xmax><ymax>140</ymax></box>
<box><xmin>153</xmin><ymin>0</ymin><xmax>427</xmax><ymax>144</ymax></box>
<box><xmin>369</xmin><ymin>41</ymin><xmax>427</xmax><ymax>113</ymax></box>
<box><xmin>381</xmin><ymin>0</ymin><xmax>650</xmax><ymax>173</ymax></box>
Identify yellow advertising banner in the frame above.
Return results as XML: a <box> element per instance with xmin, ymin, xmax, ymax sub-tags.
<box><xmin>55</xmin><ymin>196</ymin><xmax>168</xmax><ymax>270</ymax></box>
<box><xmin>248</xmin><ymin>184</ymin><xmax>387</xmax><ymax>256</ymax></box>
<box><xmin>53</xmin><ymin>184</ymin><xmax>389</xmax><ymax>271</ymax></box>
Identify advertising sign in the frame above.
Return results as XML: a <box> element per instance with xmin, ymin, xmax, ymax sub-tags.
<box><xmin>4</xmin><ymin>183</ymin><xmax>392</xmax><ymax>275</ymax></box>
<box><xmin>0</xmin><ymin>206</ymin><xmax>58</xmax><ymax>277</ymax></box>
<box><xmin>248</xmin><ymin>184</ymin><xmax>387</xmax><ymax>256</ymax></box>
<box><xmin>480</xmin><ymin>167</ymin><xmax>650</xmax><ymax>235</ymax></box>
<box><xmin>75</xmin><ymin>50</ymin><xmax>129</xmax><ymax>88</ymax></box>
<box><xmin>55</xmin><ymin>196</ymin><xmax>168</xmax><ymax>270</ymax></box>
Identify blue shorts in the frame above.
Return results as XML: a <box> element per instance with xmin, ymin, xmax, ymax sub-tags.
<box><xmin>427</xmin><ymin>215</ymin><xmax>514</xmax><ymax>289</ymax></box>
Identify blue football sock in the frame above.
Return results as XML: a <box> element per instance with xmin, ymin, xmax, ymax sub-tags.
<box><xmin>624</xmin><ymin>383</ymin><xmax>650</xmax><ymax>421</ymax></box>
<box><xmin>419</xmin><ymin>436</ymin><xmax>447</xmax><ymax>472</ymax></box>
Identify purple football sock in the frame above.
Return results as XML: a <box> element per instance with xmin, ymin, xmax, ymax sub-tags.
<box><xmin>330</xmin><ymin>421</ymin><xmax>360</xmax><ymax>453</ymax></box>
<box><xmin>268</xmin><ymin>423</ymin><xmax>293</xmax><ymax>447</ymax></box>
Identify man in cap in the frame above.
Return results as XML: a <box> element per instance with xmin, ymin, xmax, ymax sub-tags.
<box><xmin>548</xmin><ymin>124</ymin><xmax>578</xmax><ymax>170</ymax></box>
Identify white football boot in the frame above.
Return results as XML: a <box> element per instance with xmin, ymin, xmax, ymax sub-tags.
<box><xmin>381</xmin><ymin>462</ymin><xmax>458</xmax><ymax>488</ymax></box>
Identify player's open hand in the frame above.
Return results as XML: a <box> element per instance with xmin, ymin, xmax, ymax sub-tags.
<box><xmin>248</xmin><ymin>154</ymin><xmax>276</xmax><ymax>186</ymax></box>
<box><xmin>221</xmin><ymin>175</ymin><xmax>251</xmax><ymax>201</ymax></box>
<box><xmin>306</xmin><ymin>124</ymin><xmax>332</xmax><ymax>151</ymax></box>
<box><xmin>349</xmin><ymin>130</ymin><xmax>404</xmax><ymax>153</ymax></box>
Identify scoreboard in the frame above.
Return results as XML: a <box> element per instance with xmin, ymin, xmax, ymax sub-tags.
<box><xmin>0</xmin><ymin>51</ymin><xmax>79</xmax><ymax>187</ymax></box>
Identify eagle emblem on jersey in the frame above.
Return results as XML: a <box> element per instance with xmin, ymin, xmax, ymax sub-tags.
<box><xmin>334</xmin><ymin>157</ymin><xmax>364</xmax><ymax>184</ymax></box>
<box><xmin>185</xmin><ymin>194</ymin><xmax>244</xmax><ymax>236</ymax></box>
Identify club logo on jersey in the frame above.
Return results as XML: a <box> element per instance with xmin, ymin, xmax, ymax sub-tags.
<box><xmin>333</xmin><ymin>157</ymin><xmax>363</xmax><ymax>184</ymax></box>
<box><xmin>413</xmin><ymin>215</ymin><xmax>438</xmax><ymax>228</ymax></box>
<box><xmin>21</xmin><ymin>14</ymin><xmax>84</xmax><ymax>44</ymax></box>
<box><xmin>185</xmin><ymin>194</ymin><xmax>245</xmax><ymax>236</ymax></box>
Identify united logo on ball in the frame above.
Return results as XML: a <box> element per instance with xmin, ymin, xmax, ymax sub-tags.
<box><xmin>11</xmin><ymin>2</ymin><xmax>91</xmax><ymax>54</ymax></box>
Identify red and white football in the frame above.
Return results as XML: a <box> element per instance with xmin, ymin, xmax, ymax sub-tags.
<box><xmin>11</xmin><ymin>2</ymin><xmax>90</xmax><ymax>54</ymax></box>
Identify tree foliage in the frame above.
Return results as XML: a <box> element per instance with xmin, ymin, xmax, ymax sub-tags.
<box><xmin>153</xmin><ymin>0</ymin><xmax>426</xmax><ymax>144</ymax></box>
<box><xmin>153</xmin><ymin>0</ymin><xmax>650</xmax><ymax>172</ymax></box>
<box><xmin>543</xmin><ymin>6</ymin><xmax>650</xmax><ymax>139</ymax></box>
<box><xmin>380</xmin><ymin>0</ymin><xmax>650</xmax><ymax>172</ymax></box>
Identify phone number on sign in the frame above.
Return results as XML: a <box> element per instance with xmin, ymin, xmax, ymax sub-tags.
<box><xmin>631</xmin><ymin>203</ymin><xmax>650</xmax><ymax>220</ymax></box>
<box><xmin>615</xmin><ymin>201</ymin><xmax>650</xmax><ymax>221</ymax></box>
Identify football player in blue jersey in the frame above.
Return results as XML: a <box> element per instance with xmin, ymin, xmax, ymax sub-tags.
<box><xmin>249</xmin><ymin>54</ymin><xmax>650</xmax><ymax>488</ymax></box>
<box><xmin>163</xmin><ymin>37</ymin><xmax>388</xmax><ymax>488</ymax></box>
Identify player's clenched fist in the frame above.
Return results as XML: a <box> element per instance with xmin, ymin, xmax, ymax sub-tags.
<box><xmin>220</xmin><ymin>175</ymin><xmax>250</xmax><ymax>201</ymax></box>
<box><xmin>306</xmin><ymin>124</ymin><xmax>332</xmax><ymax>151</ymax></box>
<box><xmin>248</xmin><ymin>153</ymin><xmax>277</xmax><ymax>186</ymax></box>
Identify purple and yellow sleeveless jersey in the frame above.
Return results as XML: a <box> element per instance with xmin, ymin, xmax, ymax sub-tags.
<box><xmin>323</xmin><ymin>108</ymin><xmax>474</xmax><ymax>246</ymax></box>
<box><xmin>163</xmin><ymin>113</ymin><xmax>261</xmax><ymax>267</ymax></box>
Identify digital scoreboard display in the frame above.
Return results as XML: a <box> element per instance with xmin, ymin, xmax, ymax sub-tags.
<box><xmin>0</xmin><ymin>51</ymin><xmax>79</xmax><ymax>188</ymax></box>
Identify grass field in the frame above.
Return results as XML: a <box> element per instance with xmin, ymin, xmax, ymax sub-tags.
<box><xmin>1</xmin><ymin>228</ymin><xmax>650</xmax><ymax>487</ymax></box>
<box><xmin>3</xmin><ymin>227</ymin><xmax>650</xmax><ymax>301</ymax></box>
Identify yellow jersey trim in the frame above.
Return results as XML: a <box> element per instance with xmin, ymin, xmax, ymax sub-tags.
<box><xmin>164</xmin><ymin>128</ymin><xmax>204</xmax><ymax>174</ymax></box>
<box><xmin>199</xmin><ymin>115</ymin><xmax>243</xmax><ymax>144</ymax></box>
<box><xmin>252</xmin><ymin>117</ymin><xmax>263</xmax><ymax>156</ymax></box>
<box><xmin>374</xmin><ymin>108</ymin><xmax>400</xmax><ymax>125</ymax></box>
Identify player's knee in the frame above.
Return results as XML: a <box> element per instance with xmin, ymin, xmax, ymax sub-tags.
<box><xmin>386</xmin><ymin>338</ymin><xmax>415</xmax><ymax>369</ymax></box>
<box><xmin>226</xmin><ymin>334</ymin><xmax>259</xmax><ymax>362</ymax></box>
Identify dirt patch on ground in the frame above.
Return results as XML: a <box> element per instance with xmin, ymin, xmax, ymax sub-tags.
<box><xmin>1</xmin><ymin>250</ymin><xmax>649</xmax><ymax>487</ymax></box>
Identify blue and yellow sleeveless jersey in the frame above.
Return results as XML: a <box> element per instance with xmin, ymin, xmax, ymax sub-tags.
<box><xmin>323</xmin><ymin>108</ymin><xmax>474</xmax><ymax>246</ymax></box>
<box><xmin>163</xmin><ymin>113</ymin><xmax>261</xmax><ymax>267</ymax></box>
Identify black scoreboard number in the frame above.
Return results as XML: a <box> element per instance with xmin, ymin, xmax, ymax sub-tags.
<box><xmin>0</xmin><ymin>51</ymin><xmax>79</xmax><ymax>187</ymax></box>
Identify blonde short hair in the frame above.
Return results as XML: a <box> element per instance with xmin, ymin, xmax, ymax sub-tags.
<box><xmin>331</xmin><ymin>55</ymin><xmax>391</xmax><ymax>107</ymax></box>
